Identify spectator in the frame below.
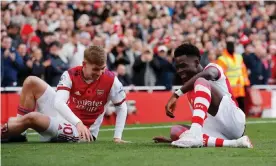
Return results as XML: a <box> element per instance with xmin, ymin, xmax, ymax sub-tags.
<box><xmin>132</xmin><ymin>48</ymin><xmax>160</xmax><ymax>86</ymax></box>
<box><xmin>200</xmin><ymin>41</ymin><xmax>214</xmax><ymax>68</ymax></box>
<box><xmin>59</xmin><ymin>31</ymin><xmax>86</xmax><ymax>68</ymax></box>
<box><xmin>116</xmin><ymin>64</ymin><xmax>132</xmax><ymax>86</ymax></box>
<box><xmin>216</xmin><ymin>37</ymin><xmax>250</xmax><ymax>112</ymax></box>
<box><xmin>29</xmin><ymin>48</ymin><xmax>46</xmax><ymax>79</ymax></box>
<box><xmin>36</xmin><ymin>20</ymin><xmax>48</xmax><ymax>40</ymax></box>
<box><xmin>40</xmin><ymin>32</ymin><xmax>55</xmax><ymax>58</ymax></box>
<box><xmin>156</xmin><ymin>45</ymin><xmax>175</xmax><ymax>90</ymax></box>
<box><xmin>20</xmin><ymin>24</ymin><xmax>34</xmax><ymax>44</ymax></box>
<box><xmin>107</xmin><ymin>41</ymin><xmax>130</xmax><ymax>71</ymax></box>
<box><xmin>79</xmin><ymin>31</ymin><xmax>91</xmax><ymax>47</ymax></box>
<box><xmin>1</xmin><ymin>36</ymin><xmax>24</xmax><ymax>87</ymax></box>
<box><xmin>269</xmin><ymin>44</ymin><xmax>276</xmax><ymax>84</ymax></box>
<box><xmin>17</xmin><ymin>43</ymin><xmax>31</xmax><ymax>86</ymax></box>
<box><xmin>29</xmin><ymin>36</ymin><xmax>41</xmax><ymax>53</ymax></box>
<box><xmin>244</xmin><ymin>45</ymin><xmax>271</xmax><ymax>85</ymax></box>
<box><xmin>7</xmin><ymin>23</ymin><xmax>22</xmax><ymax>48</ymax></box>
<box><xmin>1</xmin><ymin>1</ymin><xmax>275</xmax><ymax>90</ymax></box>
<box><xmin>47</xmin><ymin>41</ymin><xmax>69</xmax><ymax>86</ymax></box>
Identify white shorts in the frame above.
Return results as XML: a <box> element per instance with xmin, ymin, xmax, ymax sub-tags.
<box><xmin>39</xmin><ymin>116</ymin><xmax>79</xmax><ymax>142</ymax></box>
<box><xmin>36</xmin><ymin>86</ymin><xmax>79</xmax><ymax>142</ymax></box>
<box><xmin>202</xmin><ymin>96</ymin><xmax>246</xmax><ymax>140</ymax></box>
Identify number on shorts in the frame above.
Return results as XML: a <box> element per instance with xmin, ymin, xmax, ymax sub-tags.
<box><xmin>63</xmin><ymin>123</ymin><xmax>73</xmax><ymax>135</ymax></box>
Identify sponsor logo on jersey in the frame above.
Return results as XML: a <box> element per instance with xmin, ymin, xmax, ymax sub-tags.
<box><xmin>72</xmin><ymin>97</ymin><xmax>103</xmax><ymax>112</ymax></box>
<box><xmin>96</xmin><ymin>89</ymin><xmax>104</xmax><ymax>96</ymax></box>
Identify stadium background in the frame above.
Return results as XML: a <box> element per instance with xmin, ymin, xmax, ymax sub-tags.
<box><xmin>1</xmin><ymin>1</ymin><xmax>276</xmax><ymax>125</ymax></box>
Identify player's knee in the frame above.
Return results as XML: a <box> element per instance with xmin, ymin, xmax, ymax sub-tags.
<box><xmin>23</xmin><ymin>76</ymin><xmax>47</xmax><ymax>98</ymax></box>
<box><xmin>23</xmin><ymin>112</ymin><xmax>41</xmax><ymax>127</ymax></box>
<box><xmin>194</xmin><ymin>77</ymin><xmax>211</xmax><ymax>89</ymax></box>
<box><xmin>23</xmin><ymin>76</ymin><xmax>40</xmax><ymax>89</ymax></box>
<box><xmin>170</xmin><ymin>125</ymin><xmax>189</xmax><ymax>141</ymax></box>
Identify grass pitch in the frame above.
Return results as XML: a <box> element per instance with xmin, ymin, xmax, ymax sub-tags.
<box><xmin>2</xmin><ymin>119</ymin><xmax>276</xmax><ymax>166</ymax></box>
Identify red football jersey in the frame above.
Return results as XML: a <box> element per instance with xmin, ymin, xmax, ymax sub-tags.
<box><xmin>57</xmin><ymin>66</ymin><xmax>121</xmax><ymax>127</ymax></box>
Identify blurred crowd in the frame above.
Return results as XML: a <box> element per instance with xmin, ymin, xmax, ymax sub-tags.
<box><xmin>1</xmin><ymin>1</ymin><xmax>276</xmax><ymax>89</ymax></box>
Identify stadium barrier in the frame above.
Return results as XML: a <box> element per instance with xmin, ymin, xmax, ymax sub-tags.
<box><xmin>247</xmin><ymin>85</ymin><xmax>276</xmax><ymax>118</ymax></box>
<box><xmin>1</xmin><ymin>85</ymin><xmax>276</xmax><ymax>125</ymax></box>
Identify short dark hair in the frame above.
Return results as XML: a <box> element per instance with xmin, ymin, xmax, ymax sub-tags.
<box><xmin>174</xmin><ymin>43</ymin><xmax>201</xmax><ymax>60</ymax></box>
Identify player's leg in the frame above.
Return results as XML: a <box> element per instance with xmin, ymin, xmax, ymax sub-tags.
<box><xmin>172</xmin><ymin>78</ymin><xmax>216</xmax><ymax>147</ymax></box>
<box><xmin>1</xmin><ymin>112</ymin><xmax>50</xmax><ymax>139</ymax></box>
<box><xmin>166</xmin><ymin>125</ymin><xmax>252</xmax><ymax>148</ymax></box>
<box><xmin>1</xmin><ymin>76</ymin><xmax>49</xmax><ymax>142</ymax></box>
<box><xmin>203</xmin><ymin>134</ymin><xmax>253</xmax><ymax>148</ymax></box>
<box><xmin>18</xmin><ymin>76</ymin><xmax>48</xmax><ymax>116</ymax></box>
<box><xmin>153</xmin><ymin>125</ymin><xmax>190</xmax><ymax>143</ymax></box>
<box><xmin>19</xmin><ymin>76</ymin><xmax>79</xmax><ymax>142</ymax></box>
<box><xmin>214</xmin><ymin>96</ymin><xmax>247</xmax><ymax>140</ymax></box>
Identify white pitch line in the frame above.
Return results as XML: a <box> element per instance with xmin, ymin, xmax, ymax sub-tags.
<box><xmin>27</xmin><ymin>120</ymin><xmax>276</xmax><ymax>135</ymax></box>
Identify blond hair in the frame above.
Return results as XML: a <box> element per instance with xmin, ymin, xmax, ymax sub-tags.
<box><xmin>84</xmin><ymin>45</ymin><xmax>106</xmax><ymax>65</ymax></box>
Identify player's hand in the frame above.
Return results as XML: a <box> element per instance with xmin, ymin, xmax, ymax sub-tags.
<box><xmin>113</xmin><ymin>138</ymin><xmax>131</xmax><ymax>144</ymax></box>
<box><xmin>76</xmin><ymin>122</ymin><xmax>92</xmax><ymax>142</ymax></box>
<box><xmin>153</xmin><ymin>136</ymin><xmax>172</xmax><ymax>143</ymax></box>
<box><xmin>165</xmin><ymin>94</ymin><xmax>178</xmax><ymax>118</ymax></box>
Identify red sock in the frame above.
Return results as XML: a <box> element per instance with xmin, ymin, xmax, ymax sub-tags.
<box><xmin>203</xmin><ymin>134</ymin><xmax>238</xmax><ymax>147</ymax></box>
<box><xmin>203</xmin><ymin>134</ymin><xmax>224</xmax><ymax>147</ymax></box>
<box><xmin>191</xmin><ymin>78</ymin><xmax>211</xmax><ymax>128</ymax></box>
<box><xmin>17</xmin><ymin>106</ymin><xmax>34</xmax><ymax>116</ymax></box>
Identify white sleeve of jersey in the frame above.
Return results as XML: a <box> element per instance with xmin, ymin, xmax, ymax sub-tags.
<box><xmin>54</xmin><ymin>71</ymin><xmax>81</xmax><ymax>126</ymax></box>
<box><xmin>109</xmin><ymin>77</ymin><xmax>127</xmax><ymax>139</ymax></box>
<box><xmin>204</xmin><ymin>63</ymin><xmax>226</xmax><ymax>81</ymax></box>
<box><xmin>89</xmin><ymin>109</ymin><xmax>106</xmax><ymax>139</ymax></box>
<box><xmin>109</xmin><ymin>76</ymin><xmax>126</xmax><ymax>104</ymax></box>
<box><xmin>57</xmin><ymin>71</ymin><xmax>72</xmax><ymax>90</ymax></box>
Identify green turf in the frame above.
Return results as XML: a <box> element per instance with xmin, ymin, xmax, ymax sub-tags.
<box><xmin>2</xmin><ymin>119</ymin><xmax>276</xmax><ymax>166</ymax></box>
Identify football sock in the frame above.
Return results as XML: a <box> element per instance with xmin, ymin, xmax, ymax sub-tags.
<box><xmin>17</xmin><ymin>106</ymin><xmax>33</xmax><ymax>116</ymax></box>
<box><xmin>190</xmin><ymin>78</ymin><xmax>211</xmax><ymax>133</ymax></box>
<box><xmin>203</xmin><ymin>134</ymin><xmax>237</xmax><ymax>147</ymax></box>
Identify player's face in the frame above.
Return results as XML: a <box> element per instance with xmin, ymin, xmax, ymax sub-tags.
<box><xmin>83</xmin><ymin>62</ymin><xmax>106</xmax><ymax>80</ymax></box>
<box><xmin>175</xmin><ymin>55</ymin><xmax>199</xmax><ymax>83</ymax></box>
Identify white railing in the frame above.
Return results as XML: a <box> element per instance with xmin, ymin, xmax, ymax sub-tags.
<box><xmin>251</xmin><ymin>85</ymin><xmax>276</xmax><ymax>90</ymax></box>
<box><xmin>1</xmin><ymin>85</ymin><xmax>275</xmax><ymax>93</ymax></box>
<box><xmin>0</xmin><ymin>86</ymin><xmax>182</xmax><ymax>93</ymax></box>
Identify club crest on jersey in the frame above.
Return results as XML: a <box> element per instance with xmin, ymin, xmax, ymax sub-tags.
<box><xmin>96</xmin><ymin>89</ymin><xmax>104</xmax><ymax>96</ymax></box>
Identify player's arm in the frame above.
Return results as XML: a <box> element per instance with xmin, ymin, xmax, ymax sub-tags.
<box><xmin>54</xmin><ymin>71</ymin><xmax>92</xmax><ymax>141</ymax></box>
<box><xmin>54</xmin><ymin>72</ymin><xmax>81</xmax><ymax>125</ymax></box>
<box><xmin>166</xmin><ymin>66</ymin><xmax>220</xmax><ymax>118</ymax></box>
<box><xmin>175</xmin><ymin>66</ymin><xmax>220</xmax><ymax>97</ymax></box>
<box><xmin>109</xmin><ymin>77</ymin><xmax>129</xmax><ymax>143</ymax></box>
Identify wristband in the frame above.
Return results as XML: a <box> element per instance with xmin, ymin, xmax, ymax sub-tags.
<box><xmin>174</xmin><ymin>89</ymin><xmax>184</xmax><ymax>98</ymax></box>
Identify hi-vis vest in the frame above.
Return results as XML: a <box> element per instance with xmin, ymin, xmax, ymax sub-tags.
<box><xmin>217</xmin><ymin>50</ymin><xmax>249</xmax><ymax>98</ymax></box>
